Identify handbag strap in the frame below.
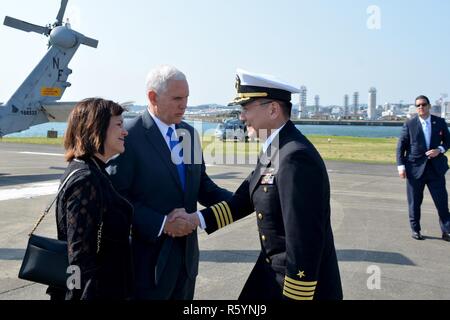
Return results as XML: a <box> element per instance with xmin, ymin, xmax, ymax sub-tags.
<box><xmin>29</xmin><ymin>169</ymin><xmax>83</xmax><ymax>236</ymax></box>
<box><xmin>90</xmin><ymin>158</ymin><xmax>105</xmax><ymax>254</ymax></box>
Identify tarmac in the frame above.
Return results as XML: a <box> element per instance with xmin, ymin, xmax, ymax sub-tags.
<box><xmin>1</xmin><ymin>142</ymin><xmax>450</xmax><ymax>300</ymax></box>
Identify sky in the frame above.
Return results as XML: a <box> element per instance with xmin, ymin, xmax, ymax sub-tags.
<box><xmin>0</xmin><ymin>0</ymin><xmax>449</xmax><ymax>107</ymax></box>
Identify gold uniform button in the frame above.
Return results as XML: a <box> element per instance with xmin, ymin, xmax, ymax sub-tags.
<box><xmin>263</xmin><ymin>187</ymin><xmax>268</xmax><ymax>193</ymax></box>
<box><xmin>265</xmin><ymin>258</ymin><xmax>271</xmax><ymax>264</ymax></box>
<box><xmin>261</xmin><ymin>235</ymin><xmax>266</xmax><ymax>241</ymax></box>
<box><xmin>258</xmin><ymin>213</ymin><xmax>263</xmax><ymax>220</ymax></box>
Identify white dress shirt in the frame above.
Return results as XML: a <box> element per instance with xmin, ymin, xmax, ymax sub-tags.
<box><xmin>262</xmin><ymin>122</ymin><xmax>287</xmax><ymax>154</ymax></box>
<box><xmin>148</xmin><ymin>109</ymin><xmax>177</xmax><ymax>150</ymax></box>
<box><xmin>147</xmin><ymin>109</ymin><xmax>206</xmax><ymax>235</ymax></box>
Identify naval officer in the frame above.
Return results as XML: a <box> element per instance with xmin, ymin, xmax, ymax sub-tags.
<box><xmin>175</xmin><ymin>69</ymin><xmax>343</xmax><ymax>300</ymax></box>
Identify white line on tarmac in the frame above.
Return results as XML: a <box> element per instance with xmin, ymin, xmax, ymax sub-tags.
<box><xmin>0</xmin><ymin>181</ymin><xmax>59</xmax><ymax>201</ymax></box>
<box><xmin>19</xmin><ymin>152</ymin><xmax>63</xmax><ymax>157</ymax></box>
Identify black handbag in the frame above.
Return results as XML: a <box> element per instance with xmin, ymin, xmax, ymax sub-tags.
<box><xmin>18</xmin><ymin>234</ymin><xmax>70</xmax><ymax>289</ymax></box>
<box><xmin>18</xmin><ymin>168</ymin><xmax>103</xmax><ymax>289</ymax></box>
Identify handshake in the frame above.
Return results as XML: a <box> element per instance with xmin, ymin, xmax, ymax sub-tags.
<box><xmin>163</xmin><ymin>208</ymin><xmax>200</xmax><ymax>238</ymax></box>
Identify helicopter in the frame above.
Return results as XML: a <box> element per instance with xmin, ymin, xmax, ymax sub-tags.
<box><xmin>0</xmin><ymin>0</ymin><xmax>98</xmax><ymax>137</ymax></box>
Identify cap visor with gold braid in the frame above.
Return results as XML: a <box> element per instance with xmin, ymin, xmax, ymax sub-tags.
<box><xmin>228</xmin><ymin>68</ymin><xmax>301</xmax><ymax>106</ymax></box>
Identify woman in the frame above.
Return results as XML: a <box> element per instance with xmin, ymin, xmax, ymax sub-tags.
<box><xmin>48</xmin><ymin>98</ymin><xmax>133</xmax><ymax>300</ymax></box>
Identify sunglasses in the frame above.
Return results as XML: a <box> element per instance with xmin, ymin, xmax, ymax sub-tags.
<box><xmin>415</xmin><ymin>103</ymin><xmax>428</xmax><ymax>108</ymax></box>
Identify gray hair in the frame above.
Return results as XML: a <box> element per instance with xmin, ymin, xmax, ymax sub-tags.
<box><xmin>145</xmin><ymin>65</ymin><xmax>187</xmax><ymax>95</ymax></box>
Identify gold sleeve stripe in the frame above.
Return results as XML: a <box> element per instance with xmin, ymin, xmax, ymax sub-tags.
<box><xmin>283</xmin><ymin>286</ymin><xmax>315</xmax><ymax>297</ymax></box>
<box><xmin>213</xmin><ymin>204</ymin><xmax>226</xmax><ymax>228</ymax></box>
<box><xmin>210</xmin><ymin>205</ymin><xmax>222</xmax><ymax>229</ymax></box>
<box><xmin>284</xmin><ymin>281</ymin><xmax>316</xmax><ymax>292</ymax></box>
<box><xmin>217</xmin><ymin>204</ymin><xmax>228</xmax><ymax>227</ymax></box>
<box><xmin>218</xmin><ymin>202</ymin><xmax>230</xmax><ymax>226</ymax></box>
<box><xmin>219</xmin><ymin>202</ymin><xmax>232</xmax><ymax>225</ymax></box>
<box><xmin>221</xmin><ymin>201</ymin><xmax>233</xmax><ymax>223</ymax></box>
<box><xmin>285</xmin><ymin>277</ymin><xmax>318</xmax><ymax>286</ymax></box>
<box><xmin>283</xmin><ymin>290</ymin><xmax>313</xmax><ymax>301</ymax></box>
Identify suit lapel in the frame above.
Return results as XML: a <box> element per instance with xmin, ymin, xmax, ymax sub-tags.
<box><xmin>248</xmin><ymin>122</ymin><xmax>291</xmax><ymax>196</ymax></box>
<box><xmin>430</xmin><ymin>115</ymin><xmax>439</xmax><ymax>147</ymax></box>
<box><xmin>183</xmin><ymin>164</ymin><xmax>193</xmax><ymax>203</ymax></box>
<box><xmin>249</xmin><ymin>144</ymin><xmax>279</xmax><ymax>196</ymax></box>
<box><xmin>142</xmin><ymin>111</ymin><xmax>183</xmax><ymax>191</ymax></box>
<box><xmin>249</xmin><ymin>157</ymin><xmax>265</xmax><ymax>196</ymax></box>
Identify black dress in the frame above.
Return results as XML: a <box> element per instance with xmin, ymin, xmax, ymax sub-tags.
<box><xmin>49</xmin><ymin>156</ymin><xmax>133</xmax><ymax>300</ymax></box>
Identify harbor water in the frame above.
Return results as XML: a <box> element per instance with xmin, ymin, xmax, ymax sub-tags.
<box><xmin>5</xmin><ymin>121</ymin><xmax>403</xmax><ymax>138</ymax></box>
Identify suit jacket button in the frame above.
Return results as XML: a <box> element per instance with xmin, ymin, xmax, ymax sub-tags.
<box><xmin>258</xmin><ymin>213</ymin><xmax>263</xmax><ymax>220</ymax></box>
<box><xmin>265</xmin><ymin>258</ymin><xmax>271</xmax><ymax>264</ymax></box>
<box><xmin>263</xmin><ymin>187</ymin><xmax>268</xmax><ymax>193</ymax></box>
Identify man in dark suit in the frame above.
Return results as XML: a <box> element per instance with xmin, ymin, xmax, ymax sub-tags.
<box><xmin>108</xmin><ymin>65</ymin><xmax>232</xmax><ymax>299</ymax></box>
<box><xmin>175</xmin><ymin>69</ymin><xmax>343</xmax><ymax>300</ymax></box>
<box><xmin>397</xmin><ymin>95</ymin><xmax>450</xmax><ymax>241</ymax></box>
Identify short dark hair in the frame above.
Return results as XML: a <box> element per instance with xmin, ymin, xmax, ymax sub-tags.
<box><xmin>64</xmin><ymin>98</ymin><xmax>125</xmax><ymax>162</ymax></box>
<box><xmin>275</xmin><ymin>100</ymin><xmax>292</xmax><ymax>118</ymax></box>
<box><xmin>415</xmin><ymin>95</ymin><xmax>430</xmax><ymax>105</ymax></box>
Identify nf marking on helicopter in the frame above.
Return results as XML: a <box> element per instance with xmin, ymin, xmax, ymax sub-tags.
<box><xmin>0</xmin><ymin>0</ymin><xmax>98</xmax><ymax>137</ymax></box>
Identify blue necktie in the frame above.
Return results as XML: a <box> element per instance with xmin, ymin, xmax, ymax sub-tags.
<box><xmin>166</xmin><ymin>127</ymin><xmax>185</xmax><ymax>190</ymax></box>
<box><xmin>424</xmin><ymin>121</ymin><xmax>431</xmax><ymax>149</ymax></box>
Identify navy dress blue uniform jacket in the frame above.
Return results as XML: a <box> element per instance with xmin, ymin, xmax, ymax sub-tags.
<box><xmin>109</xmin><ymin>111</ymin><xmax>231</xmax><ymax>298</ymax></box>
<box><xmin>200</xmin><ymin>121</ymin><xmax>343</xmax><ymax>300</ymax></box>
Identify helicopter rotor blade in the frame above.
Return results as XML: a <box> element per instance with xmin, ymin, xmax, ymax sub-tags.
<box><xmin>55</xmin><ymin>0</ymin><xmax>69</xmax><ymax>26</ymax></box>
<box><xmin>4</xmin><ymin>16</ymin><xmax>49</xmax><ymax>35</ymax></box>
<box><xmin>80</xmin><ymin>35</ymin><xmax>98</xmax><ymax>48</ymax></box>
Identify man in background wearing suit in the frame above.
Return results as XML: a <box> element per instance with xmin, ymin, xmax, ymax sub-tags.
<box><xmin>397</xmin><ymin>95</ymin><xmax>450</xmax><ymax>242</ymax></box>
<box><xmin>109</xmin><ymin>65</ymin><xmax>232</xmax><ymax>299</ymax></box>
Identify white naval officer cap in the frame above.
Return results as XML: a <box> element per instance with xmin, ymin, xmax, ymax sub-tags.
<box><xmin>229</xmin><ymin>68</ymin><xmax>301</xmax><ymax>106</ymax></box>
